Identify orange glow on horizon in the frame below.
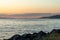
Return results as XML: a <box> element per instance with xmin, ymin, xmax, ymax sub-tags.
<box><xmin>0</xmin><ymin>7</ymin><xmax>60</xmax><ymax>14</ymax></box>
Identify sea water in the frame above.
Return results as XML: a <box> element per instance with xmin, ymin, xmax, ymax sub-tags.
<box><xmin>0</xmin><ymin>19</ymin><xmax>60</xmax><ymax>39</ymax></box>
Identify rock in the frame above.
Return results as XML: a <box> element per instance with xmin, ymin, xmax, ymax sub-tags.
<box><xmin>8</xmin><ymin>34</ymin><xmax>21</xmax><ymax>40</ymax></box>
<box><xmin>50</xmin><ymin>29</ymin><xmax>60</xmax><ymax>33</ymax></box>
<box><xmin>22</xmin><ymin>33</ymin><xmax>33</xmax><ymax>40</ymax></box>
<box><xmin>37</xmin><ymin>31</ymin><xmax>46</xmax><ymax>37</ymax></box>
<box><xmin>32</xmin><ymin>33</ymin><xmax>37</xmax><ymax>38</ymax></box>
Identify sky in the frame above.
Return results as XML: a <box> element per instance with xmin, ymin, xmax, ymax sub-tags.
<box><xmin>0</xmin><ymin>0</ymin><xmax>60</xmax><ymax>14</ymax></box>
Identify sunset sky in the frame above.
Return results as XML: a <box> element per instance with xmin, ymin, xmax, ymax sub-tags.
<box><xmin>0</xmin><ymin>0</ymin><xmax>60</xmax><ymax>14</ymax></box>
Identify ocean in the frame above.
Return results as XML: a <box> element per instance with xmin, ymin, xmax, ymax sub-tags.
<box><xmin>0</xmin><ymin>19</ymin><xmax>60</xmax><ymax>39</ymax></box>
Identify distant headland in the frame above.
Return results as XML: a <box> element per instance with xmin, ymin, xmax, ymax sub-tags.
<box><xmin>0</xmin><ymin>13</ymin><xmax>60</xmax><ymax>19</ymax></box>
<box><xmin>41</xmin><ymin>15</ymin><xmax>60</xmax><ymax>19</ymax></box>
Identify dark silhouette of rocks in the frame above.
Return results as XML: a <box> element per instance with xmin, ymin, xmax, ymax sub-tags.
<box><xmin>8</xmin><ymin>34</ymin><xmax>21</xmax><ymax>40</ymax></box>
<box><xmin>50</xmin><ymin>29</ymin><xmax>60</xmax><ymax>33</ymax></box>
<box><xmin>38</xmin><ymin>31</ymin><xmax>46</xmax><ymax>36</ymax></box>
<box><xmin>4</xmin><ymin>29</ymin><xmax>60</xmax><ymax>40</ymax></box>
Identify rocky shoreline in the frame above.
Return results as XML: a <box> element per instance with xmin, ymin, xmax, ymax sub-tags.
<box><xmin>4</xmin><ymin>29</ymin><xmax>60</xmax><ymax>40</ymax></box>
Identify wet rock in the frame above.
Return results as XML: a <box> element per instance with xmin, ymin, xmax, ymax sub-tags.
<box><xmin>50</xmin><ymin>29</ymin><xmax>60</xmax><ymax>33</ymax></box>
<box><xmin>8</xmin><ymin>34</ymin><xmax>21</xmax><ymax>40</ymax></box>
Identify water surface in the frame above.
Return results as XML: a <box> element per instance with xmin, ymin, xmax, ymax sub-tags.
<box><xmin>0</xmin><ymin>19</ymin><xmax>60</xmax><ymax>39</ymax></box>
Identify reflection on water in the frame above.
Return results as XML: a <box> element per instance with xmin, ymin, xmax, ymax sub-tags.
<box><xmin>0</xmin><ymin>19</ymin><xmax>60</xmax><ymax>39</ymax></box>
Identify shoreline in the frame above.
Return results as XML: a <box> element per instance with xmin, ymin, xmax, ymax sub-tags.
<box><xmin>4</xmin><ymin>29</ymin><xmax>60</xmax><ymax>40</ymax></box>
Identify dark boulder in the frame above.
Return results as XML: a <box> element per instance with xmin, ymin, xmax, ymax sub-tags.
<box><xmin>8</xmin><ymin>34</ymin><xmax>21</xmax><ymax>40</ymax></box>
<box><xmin>22</xmin><ymin>33</ymin><xmax>33</xmax><ymax>40</ymax></box>
<box><xmin>50</xmin><ymin>29</ymin><xmax>60</xmax><ymax>33</ymax></box>
<box><xmin>37</xmin><ymin>31</ymin><xmax>46</xmax><ymax>37</ymax></box>
<box><xmin>32</xmin><ymin>33</ymin><xmax>37</xmax><ymax>38</ymax></box>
